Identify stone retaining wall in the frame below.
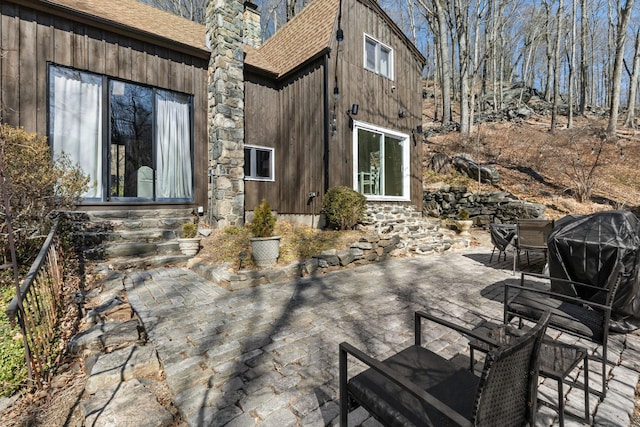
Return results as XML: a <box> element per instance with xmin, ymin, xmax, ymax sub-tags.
<box><xmin>423</xmin><ymin>184</ymin><xmax>547</xmax><ymax>225</ymax></box>
<box><xmin>189</xmin><ymin>234</ymin><xmax>403</xmax><ymax>291</ymax></box>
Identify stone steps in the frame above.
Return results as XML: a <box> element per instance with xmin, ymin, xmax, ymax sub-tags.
<box><xmin>66</xmin><ymin>208</ymin><xmax>196</xmax><ymax>263</ymax></box>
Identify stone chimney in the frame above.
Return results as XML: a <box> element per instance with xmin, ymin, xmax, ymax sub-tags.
<box><xmin>243</xmin><ymin>1</ymin><xmax>262</xmax><ymax>48</ymax></box>
<box><xmin>206</xmin><ymin>0</ymin><xmax>245</xmax><ymax>228</ymax></box>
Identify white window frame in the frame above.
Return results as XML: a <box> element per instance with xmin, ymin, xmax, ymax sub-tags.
<box><xmin>352</xmin><ymin>120</ymin><xmax>409</xmax><ymax>201</ymax></box>
<box><xmin>244</xmin><ymin>144</ymin><xmax>275</xmax><ymax>181</ymax></box>
<box><xmin>363</xmin><ymin>34</ymin><xmax>394</xmax><ymax>80</ymax></box>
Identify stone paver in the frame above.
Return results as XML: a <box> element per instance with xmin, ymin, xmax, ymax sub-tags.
<box><xmin>124</xmin><ymin>246</ymin><xmax>640</xmax><ymax>426</ymax></box>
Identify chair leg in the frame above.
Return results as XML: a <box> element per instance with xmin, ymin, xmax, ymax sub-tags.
<box><xmin>339</xmin><ymin>345</ymin><xmax>348</xmax><ymax>426</ymax></box>
<box><xmin>584</xmin><ymin>357</ymin><xmax>590</xmax><ymax>423</ymax></box>
<box><xmin>490</xmin><ymin>247</ymin><xmax>496</xmax><ymax>262</ymax></box>
<box><xmin>557</xmin><ymin>380</ymin><xmax>565</xmax><ymax>427</ymax></box>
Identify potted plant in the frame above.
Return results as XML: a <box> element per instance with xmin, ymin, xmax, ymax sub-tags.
<box><xmin>177</xmin><ymin>222</ymin><xmax>201</xmax><ymax>256</ymax></box>
<box><xmin>249</xmin><ymin>199</ymin><xmax>280</xmax><ymax>267</ymax></box>
<box><xmin>455</xmin><ymin>209</ymin><xmax>473</xmax><ymax>235</ymax></box>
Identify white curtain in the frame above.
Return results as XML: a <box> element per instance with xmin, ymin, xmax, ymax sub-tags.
<box><xmin>50</xmin><ymin>66</ymin><xmax>103</xmax><ymax>199</ymax></box>
<box><xmin>156</xmin><ymin>90</ymin><xmax>192</xmax><ymax>199</ymax></box>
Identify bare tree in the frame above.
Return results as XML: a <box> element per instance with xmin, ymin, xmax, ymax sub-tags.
<box><xmin>624</xmin><ymin>28</ymin><xmax>640</xmax><ymax>127</ymax></box>
<box><xmin>567</xmin><ymin>0</ymin><xmax>577</xmax><ymax>128</ymax></box>
<box><xmin>550</xmin><ymin>0</ymin><xmax>564</xmax><ymax>132</ymax></box>
<box><xmin>417</xmin><ymin>0</ymin><xmax>453</xmax><ymax>124</ymax></box>
<box><xmin>607</xmin><ymin>0</ymin><xmax>635</xmax><ymax>137</ymax></box>
<box><xmin>142</xmin><ymin>0</ymin><xmax>207</xmax><ymax>23</ymax></box>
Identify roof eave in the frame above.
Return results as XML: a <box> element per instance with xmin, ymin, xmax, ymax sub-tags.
<box><xmin>276</xmin><ymin>48</ymin><xmax>331</xmax><ymax>81</ymax></box>
<box><xmin>8</xmin><ymin>0</ymin><xmax>210</xmax><ymax>60</ymax></box>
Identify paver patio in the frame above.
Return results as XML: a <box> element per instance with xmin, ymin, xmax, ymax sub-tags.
<box><xmin>123</xmin><ymin>244</ymin><xmax>640</xmax><ymax>426</ymax></box>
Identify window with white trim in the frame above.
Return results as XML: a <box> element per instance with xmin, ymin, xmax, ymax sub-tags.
<box><xmin>244</xmin><ymin>145</ymin><xmax>274</xmax><ymax>181</ymax></box>
<box><xmin>364</xmin><ymin>34</ymin><xmax>393</xmax><ymax>79</ymax></box>
<box><xmin>352</xmin><ymin>121</ymin><xmax>409</xmax><ymax>200</ymax></box>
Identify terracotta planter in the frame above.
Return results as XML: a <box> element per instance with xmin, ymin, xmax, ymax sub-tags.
<box><xmin>250</xmin><ymin>236</ymin><xmax>281</xmax><ymax>267</ymax></box>
<box><xmin>178</xmin><ymin>237</ymin><xmax>201</xmax><ymax>256</ymax></box>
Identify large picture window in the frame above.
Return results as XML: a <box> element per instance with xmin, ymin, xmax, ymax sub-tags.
<box><xmin>364</xmin><ymin>34</ymin><xmax>393</xmax><ymax>80</ymax></box>
<box><xmin>353</xmin><ymin>121</ymin><xmax>408</xmax><ymax>200</ymax></box>
<box><xmin>49</xmin><ymin>65</ymin><xmax>193</xmax><ymax>202</ymax></box>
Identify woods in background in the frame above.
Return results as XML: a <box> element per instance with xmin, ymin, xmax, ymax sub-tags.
<box><xmin>143</xmin><ymin>0</ymin><xmax>640</xmax><ymax>137</ymax></box>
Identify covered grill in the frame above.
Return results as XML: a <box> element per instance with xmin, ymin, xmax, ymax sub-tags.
<box><xmin>547</xmin><ymin>210</ymin><xmax>640</xmax><ymax>331</ymax></box>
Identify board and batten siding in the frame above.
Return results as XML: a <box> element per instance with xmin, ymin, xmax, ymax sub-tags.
<box><xmin>329</xmin><ymin>0</ymin><xmax>424</xmax><ymax>210</ymax></box>
<box><xmin>245</xmin><ymin>58</ymin><xmax>326</xmax><ymax>216</ymax></box>
<box><xmin>0</xmin><ymin>2</ymin><xmax>209</xmax><ymax>208</ymax></box>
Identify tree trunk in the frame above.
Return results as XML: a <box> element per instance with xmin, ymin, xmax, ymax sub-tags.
<box><xmin>607</xmin><ymin>0</ymin><xmax>635</xmax><ymax>137</ymax></box>
<box><xmin>624</xmin><ymin>28</ymin><xmax>640</xmax><ymax>128</ymax></box>
<box><xmin>551</xmin><ymin>0</ymin><xmax>564</xmax><ymax>132</ymax></box>
<box><xmin>567</xmin><ymin>0</ymin><xmax>576</xmax><ymax>128</ymax></box>
<box><xmin>578</xmin><ymin>0</ymin><xmax>588</xmax><ymax>113</ymax></box>
<box><xmin>454</xmin><ymin>0</ymin><xmax>470</xmax><ymax>136</ymax></box>
<box><xmin>543</xmin><ymin>1</ymin><xmax>554</xmax><ymax>102</ymax></box>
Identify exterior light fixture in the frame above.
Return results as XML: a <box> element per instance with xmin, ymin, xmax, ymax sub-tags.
<box><xmin>333</xmin><ymin>86</ymin><xmax>340</xmax><ymax>104</ymax></box>
<box><xmin>398</xmin><ymin>108</ymin><xmax>405</xmax><ymax>118</ymax></box>
<box><xmin>347</xmin><ymin>104</ymin><xmax>358</xmax><ymax>115</ymax></box>
<box><xmin>336</xmin><ymin>28</ymin><xmax>344</xmax><ymax>43</ymax></box>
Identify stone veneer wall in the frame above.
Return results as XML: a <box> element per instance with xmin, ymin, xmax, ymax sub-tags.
<box><xmin>206</xmin><ymin>0</ymin><xmax>245</xmax><ymax>228</ymax></box>
<box><xmin>423</xmin><ymin>185</ymin><xmax>547</xmax><ymax>224</ymax></box>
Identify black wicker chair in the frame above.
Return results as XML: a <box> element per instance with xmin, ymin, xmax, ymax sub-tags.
<box><xmin>489</xmin><ymin>223</ymin><xmax>516</xmax><ymax>263</ymax></box>
<box><xmin>339</xmin><ymin>310</ymin><xmax>551</xmax><ymax>427</ymax></box>
<box><xmin>504</xmin><ymin>261</ymin><xmax>625</xmax><ymax>398</ymax></box>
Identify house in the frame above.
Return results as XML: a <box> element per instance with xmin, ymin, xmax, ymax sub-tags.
<box><xmin>0</xmin><ymin>0</ymin><xmax>425</xmax><ymax>256</ymax></box>
<box><xmin>243</xmin><ymin>0</ymin><xmax>426</xmax><ymax>223</ymax></box>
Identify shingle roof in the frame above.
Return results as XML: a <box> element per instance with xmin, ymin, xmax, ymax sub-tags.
<box><xmin>33</xmin><ymin>0</ymin><xmax>208</xmax><ymax>51</ymax></box>
<box><xmin>253</xmin><ymin>0</ymin><xmax>340</xmax><ymax>77</ymax></box>
<box><xmin>20</xmin><ymin>0</ymin><xmax>423</xmax><ymax>78</ymax></box>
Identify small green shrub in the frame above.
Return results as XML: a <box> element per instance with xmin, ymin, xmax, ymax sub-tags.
<box><xmin>250</xmin><ymin>199</ymin><xmax>276</xmax><ymax>237</ymax></box>
<box><xmin>182</xmin><ymin>222</ymin><xmax>198</xmax><ymax>238</ymax></box>
<box><xmin>322</xmin><ymin>186</ymin><xmax>366</xmax><ymax>230</ymax></box>
<box><xmin>0</xmin><ymin>284</ymin><xmax>27</xmax><ymax>397</ymax></box>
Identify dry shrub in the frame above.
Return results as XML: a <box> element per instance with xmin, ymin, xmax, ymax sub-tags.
<box><xmin>0</xmin><ymin>124</ymin><xmax>89</xmax><ymax>264</ymax></box>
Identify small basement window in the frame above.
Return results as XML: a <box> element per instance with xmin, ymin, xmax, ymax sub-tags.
<box><xmin>364</xmin><ymin>34</ymin><xmax>393</xmax><ymax>80</ymax></box>
<box><xmin>244</xmin><ymin>145</ymin><xmax>274</xmax><ymax>181</ymax></box>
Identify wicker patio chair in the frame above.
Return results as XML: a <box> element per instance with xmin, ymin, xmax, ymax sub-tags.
<box><xmin>504</xmin><ymin>261</ymin><xmax>625</xmax><ymax>399</ymax></box>
<box><xmin>489</xmin><ymin>223</ymin><xmax>516</xmax><ymax>263</ymax></box>
<box><xmin>513</xmin><ymin>219</ymin><xmax>554</xmax><ymax>274</ymax></box>
<box><xmin>339</xmin><ymin>310</ymin><xmax>551</xmax><ymax>426</ymax></box>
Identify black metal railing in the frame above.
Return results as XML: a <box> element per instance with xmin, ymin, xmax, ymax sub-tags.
<box><xmin>5</xmin><ymin>220</ymin><xmax>64</xmax><ymax>388</ymax></box>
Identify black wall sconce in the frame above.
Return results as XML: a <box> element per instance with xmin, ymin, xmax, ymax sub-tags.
<box><xmin>347</xmin><ymin>104</ymin><xmax>358</xmax><ymax>115</ymax></box>
<box><xmin>398</xmin><ymin>108</ymin><xmax>406</xmax><ymax>118</ymax></box>
<box><xmin>333</xmin><ymin>86</ymin><xmax>340</xmax><ymax>104</ymax></box>
<box><xmin>336</xmin><ymin>28</ymin><xmax>344</xmax><ymax>43</ymax></box>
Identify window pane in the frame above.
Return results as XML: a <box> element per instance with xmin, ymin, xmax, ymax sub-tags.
<box><xmin>357</xmin><ymin>129</ymin><xmax>382</xmax><ymax>195</ymax></box>
<box><xmin>255</xmin><ymin>149</ymin><xmax>271</xmax><ymax>178</ymax></box>
<box><xmin>383</xmin><ymin>135</ymin><xmax>404</xmax><ymax>196</ymax></box>
<box><xmin>380</xmin><ymin>47</ymin><xmax>390</xmax><ymax>78</ymax></box>
<box><xmin>49</xmin><ymin>66</ymin><xmax>103</xmax><ymax>199</ymax></box>
<box><xmin>156</xmin><ymin>90</ymin><xmax>192</xmax><ymax>200</ymax></box>
<box><xmin>244</xmin><ymin>148</ymin><xmax>252</xmax><ymax>176</ymax></box>
<box><xmin>109</xmin><ymin>81</ymin><xmax>153</xmax><ymax>198</ymax></box>
<box><xmin>365</xmin><ymin>38</ymin><xmax>377</xmax><ymax>71</ymax></box>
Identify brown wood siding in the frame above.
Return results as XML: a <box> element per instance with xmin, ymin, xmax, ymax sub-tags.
<box><xmin>329</xmin><ymin>0</ymin><xmax>424</xmax><ymax>210</ymax></box>
<box><xmin>0</xmin><ymin>3</ymin><xmax>209</xmax><ymax>208</ymax></box>
<box><xmin>244</xmin><ymin>58</ymin><xmax>326</xmax><ymax>215</ymax></box>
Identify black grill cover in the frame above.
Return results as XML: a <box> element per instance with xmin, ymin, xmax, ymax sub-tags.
<box><xmin>547</xmin><ymin>210</ymin><xmax>640</xmax><ymax>331</ymax></box>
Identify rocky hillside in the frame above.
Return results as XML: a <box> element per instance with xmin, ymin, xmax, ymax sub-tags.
<box><xmin>421</xmin><ymin>83</ymin><xmax>640</xmax><ymax>219</ymax></box>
